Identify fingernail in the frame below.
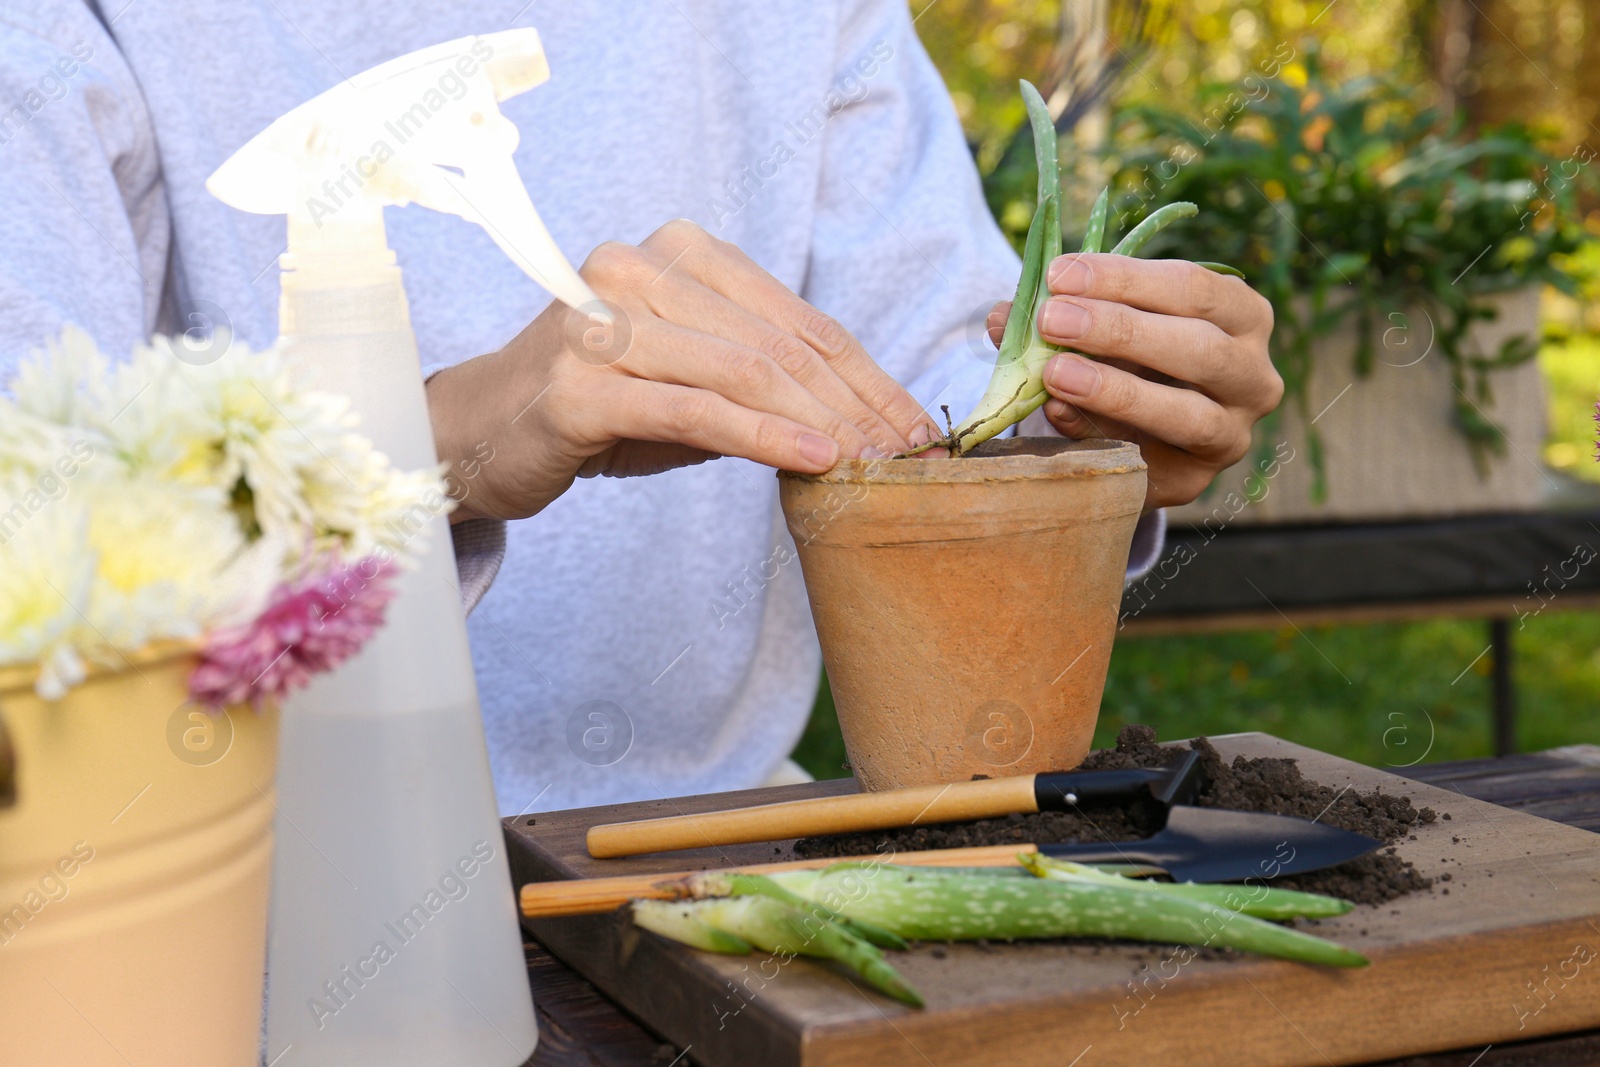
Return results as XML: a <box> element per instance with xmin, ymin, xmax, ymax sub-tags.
<box><xmin>1040</xmin><ymin>299</ymin><xmax>1089</xmax><ymax>340</ymax></box>
<box><xmin>1047</xmin><ymin>356</ymin><xmax>1100</xmax><ymax>398</ymax></box>
<box><xmin>908</xmin><ymin>422</ymin><xmax>934</xmax><ymax>448</ymax></box>
<box><xmin>798</xmin><ymin>433</ymin><xmax>838</xmax><ymax>467</ymax></box>
<box><xmin>858</xmin><ymin>444</ymin><xmax>888</xmax><ymax>460</ymax></box>
<box><xmin>1048</xmin><ymin>256</ymin><xmax>1092</xmax><ymax>294</ymax></box>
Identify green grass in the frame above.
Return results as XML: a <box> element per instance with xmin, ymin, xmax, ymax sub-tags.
<box><xmin>792</xmin><ymin>333</ymin><xmax>1600</xmax><ymax>780</ymax></box>
<box><xmin>796</xmin><ymin>611</ymin><xmax>1600</xmax><ymax>779</ymax></box>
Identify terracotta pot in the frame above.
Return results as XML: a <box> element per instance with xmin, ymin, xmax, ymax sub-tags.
<box><xmin>779</xmin><ymin>437</ymin><xmax>1146</xmax><ymax>790</ymax></box>
<box><xmin>0</xmin><ymin>644</ymin><xmax>278</xmax><ymax>1066</ymax></box>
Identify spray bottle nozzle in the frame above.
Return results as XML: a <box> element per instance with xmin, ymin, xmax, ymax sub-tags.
<box><xmin>207</xmin><ymin>28</ymin><xmax>599</xmax><ymax>314</ymax></box>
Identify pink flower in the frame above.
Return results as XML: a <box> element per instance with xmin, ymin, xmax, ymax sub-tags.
<box><xmin>190</xmin><ymin>556</ymin><xmax>396</xmax><ymax>710</ymax></box>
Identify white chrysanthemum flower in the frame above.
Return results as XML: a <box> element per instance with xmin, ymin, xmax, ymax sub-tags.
<box><xmin>8</xmin><ymin>325</ymin><xmax>116</xmax><ymax>427</ymax></box>
<box><xmin>359</xmin><ymin>464</ymin><xmax>454</xmax><ymax>560</ymax></box>
<box><xmin>0</xmin><ymin>479</ymin><xmax>95</xmax><ymax>698</ymax></box>
<box><xmin>2</xmin><ymin>325</ymin><xmax>451</xmax><ymax>699</ymax></box>
<box><xmin>91</xmin><ymin>332</ymin><xmax>452</xmax><ymax>565</ymax></box>
<box><xmin>0</xmin><ymin>393</ymin><xmax>98</xmax><ymax>480</ymax></box>
<box><xmin>78</xmin><ymin>477</ymin><xmax>248</xmax><ymax>652</ymax></box>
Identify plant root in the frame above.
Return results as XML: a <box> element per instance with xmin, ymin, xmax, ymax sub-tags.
<box><xmin>893</xmin><ymin>391</ymin><xmax>1030</xmax><ymax>459</ymax></box>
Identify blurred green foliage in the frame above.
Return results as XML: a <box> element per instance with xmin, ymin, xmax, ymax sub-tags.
<box><xmin>797</xmin><ymin>602</ymin><xmax>1600</xmax><ymax>778</ymax></box>
<box><xmin>912</xmin><ymin>1</ymin><xmax>1073</xmax><ymax>164</ymax></box>
<box><xmin>917</xmin><ymin>2</ymin><xmax>1595</xmax><ymax>484</ymax></box>
<box><xmin>1541</xmin><ymin>331</ymin><xmax>1600</xmax><ymax>480</ymax></box>
<box><xmin>1094</xmin><ymin>54</ymin><xmax>1594</xmax><ymax>478</ymax></box>
<box><xmin>916</xmin><ymin>0</ymin><xmax>1432</xmax><ymax>173</ymax></box>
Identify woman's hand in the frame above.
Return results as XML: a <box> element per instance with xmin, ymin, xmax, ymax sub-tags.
<box><xmin>428</xmin><ymin>220</ymin><xmax>933</xmax><ymax>521</ymax></box>
<box><xmin>999</xmin><ymin>254</ymin><xmax>1282</xmax><ymax>509</ymax></box>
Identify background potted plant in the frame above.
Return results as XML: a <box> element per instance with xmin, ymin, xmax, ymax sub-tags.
<box><xmin>1071</xmin><ymin>50</ymin><xmax>1595</xmax><ymax>522</ymax></box>
<box><xmin>0</xmin><ymin>328</ymin><xmax>446</xmax><ymax>1066</ymax></box>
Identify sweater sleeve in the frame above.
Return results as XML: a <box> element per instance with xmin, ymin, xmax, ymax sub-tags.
<box><xmin>0</xmin><ymin>6</ymin><xmax>167</xmax><ymax>368</ymax></box>
<box><xmin>450</xmin><ymin>518</ymin><xmax>506</xmax><ymax>615</ymax></box>
<box><xmin>798</xmin><ymin>0</ymin><xmax>1020</xmax><ymax>424</ymax></box>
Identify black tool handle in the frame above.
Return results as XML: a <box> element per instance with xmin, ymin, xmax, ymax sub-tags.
<box><xmin>1033</xmin><ymin>749</ymin><xmax>1204</xmax><ymax>812</ymax></box>
<box><xmin>1032</xmin><ymin>768</ymin><xmax>1169</xmax><ymax>810</ymax></box>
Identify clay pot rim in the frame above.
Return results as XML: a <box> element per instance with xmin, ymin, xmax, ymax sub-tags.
<box><xmin>0</xmin><ymin>639</ymin><xmax>200</xmax><ymax>698</ymax></box>
<box><xmin>780</xmin><ymin>437</ymin><xmax>1146</xmax><ymax>486</ymax></box>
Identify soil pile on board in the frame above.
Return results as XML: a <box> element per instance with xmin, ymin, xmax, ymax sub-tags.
<box><xmin>793</xmin><ymin>725</ymin><xmax>1437</xmax><ymax>905</ymax></box>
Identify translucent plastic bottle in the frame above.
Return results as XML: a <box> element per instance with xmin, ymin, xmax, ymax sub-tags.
<box><xmin>206</xmin><ymin>29</ymin><xmax>600</xmax><ymax>1065</ymax></box>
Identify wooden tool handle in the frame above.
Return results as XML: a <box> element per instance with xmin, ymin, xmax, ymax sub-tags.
<box><xmin>521</xmin><ymin>844</ymin><xmax>1041</xmax><ymax>919</ymax></box>
<box><xmin>585</xmin><ymin>775</ymin><xmax>1038</xmax><ymax>859</ymax></box>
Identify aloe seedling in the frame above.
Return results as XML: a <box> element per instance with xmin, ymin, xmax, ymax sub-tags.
<box><xmin>1018</xmin><ymin>854</ymin><xmax>1354</xmax><ymax>921</ymax></box>
<box><xmin>909</xmin><ymin>80</ymin><xmax>1240</xmax><ymax>456</ymax></box>
<box><xmin>631</xmin><ymin>894</ymin><xmax>924</xmax><ymax>1008</ymax></box>
<box><xmin>631</xmin><ymin>861</ymin><xmax>1366</xmax><ymax>1009</ymax></box>
<box><xmin>769</xmin><ymin>864</ymin><xmax>1365</xmax><ymax>967</ymax></box>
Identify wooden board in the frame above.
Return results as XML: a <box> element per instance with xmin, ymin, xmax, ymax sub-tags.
<box><xmin>504</xmin><ymin>734</ymin><xmax>1600</xmax><ymax>1067</ymax></box>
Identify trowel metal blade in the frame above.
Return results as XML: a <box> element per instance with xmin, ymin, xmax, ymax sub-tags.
<box><xmin>1038</xmin><ymin>805</ymin><xmax>1382</xmax><ymax>883</ymax></box>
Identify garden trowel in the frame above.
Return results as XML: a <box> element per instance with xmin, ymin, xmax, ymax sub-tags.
<box><xmin>579</xmin><ymin>748</ymin><xmax>1381</xmax><ymax>884</ymax></box>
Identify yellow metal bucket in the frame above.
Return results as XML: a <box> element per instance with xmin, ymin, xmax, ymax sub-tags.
<box><xmin>0</xmin><ymin>643</ymin><xmax>277</xmax><ymax>1066</ymax></box>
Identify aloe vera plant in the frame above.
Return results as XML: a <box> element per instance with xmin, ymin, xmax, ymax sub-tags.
<box><xmin>631</xmin><ymin>861</ymin><xmax>1365</xmax><ymax>1008</ymax></box>
<box><xmin>773</xmin><ymin>864</ymin><xmax>1363</xmax><ymax>965</ymax></box>
<box><xmin>1018</xmin><ymin>853</ymin><xmax>1353</xmax><ymax>922</ymax></box>
<box><xmin>632</xmin><ymin>894</ymin><xmax>924</xmax><ymax>1008</ymax></box>
<box><xmin>911</xmin><ymin>80</ymin><xmax>1236</xmax><ymax>457</ymax></box>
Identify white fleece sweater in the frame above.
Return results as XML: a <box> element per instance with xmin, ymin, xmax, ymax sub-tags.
<box><xmin>0</xmin><ymin>0</ymin><xmax>1159</xmax><ymax>813</ymax></box>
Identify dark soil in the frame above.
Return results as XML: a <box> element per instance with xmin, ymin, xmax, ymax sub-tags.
<box><xmin>793</xmin><ymin>725</ymin><xmax>1438</xmax><ymax>906</ymax></box>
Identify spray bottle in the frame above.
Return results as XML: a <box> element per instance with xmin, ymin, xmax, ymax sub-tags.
<box><xmin>207</xmin><ymin>29</ymin><xmax>598</xmax><ymax>1065</ymax></box>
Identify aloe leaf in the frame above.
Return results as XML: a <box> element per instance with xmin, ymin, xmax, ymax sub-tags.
<box><xmin>1020</xmin><ymin>854</ymin><xmax>1354</xmax><ymax>921</ymax></box>
<box><xmin>1109</xmin><ymin>201</ymin><xmax>1198</xmax><ymax>256</ymax></box>
<box><xmin>772</xmin><ymin>906</ymin><xmax>925</xmax><ymax>1008</ymax></box>
<box><xmin>716</xmin><ymin>873</ymin><xmax>908</xmax><ymax>950</ymax></box>
<box><xmin>993</xmin><ymin>166</ymin><xmax>1058</xmax><ymax>369</ymax></box>
<box><xmin>779</xmin><ymin>866</ymin><xmax>1368</xmax><ymax>968</ymax></box>
<box><xmin>936</xmin><ymin>88</ymin><xmax>1214</xmax><ymax>455</ymax></box>
<box><xmin>631</xmin><ymin>900</ymin><xmax>753</xmax><ymax>954</ymax></box>
<box><xmin>947</xmin><ymin>83</ymin><xmax>1063</xmax><ymax>455</ymax></box>
<box><xmin>1021</xmin><ymin>79</ymin><xmax>1060</xmax><ymax>210</ymax></box>
<box><xmin>1080</xmin><ymin>187</ymin><xmax>1110</xmax><ymax>253</ymax></box>
<box><xmin>638</xmin><ymin>895</ymin><xmax>925</xmax><ymax>1009</ymax></box>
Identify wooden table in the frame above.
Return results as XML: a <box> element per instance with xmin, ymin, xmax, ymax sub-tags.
<box><xmin>512</xmin><ymin>744</ymin><xmax>1600</xmax><ymax>1067</ymax></box>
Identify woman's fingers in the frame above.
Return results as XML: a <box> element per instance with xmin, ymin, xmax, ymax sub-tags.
<box><xmin>638</xmin><ymin>262</ymin><xmax>911</xmax><ymax>453</ymax></box>
<box><xmin>1038</xmin><ymin>399</ymin><xmax>1223</xmax><ymax>510</ymax></box>
<box><xmin>1035</xmin><ymin>294</ymin><xmax>1270</xmax><ymax>407</ymax></box>
<box><xmin>597</xmin><ymin>375</ymin><xmax>844</xmax><ymax>474</ymax></box>
<box><xmin>1041</xmin><ymin>352</ymin><xmax>1250</xmax><ymax>463</ymax></box>
<box><xmin>615</xmin><ymin>318</ymin><xmax>881</xmax><ymax>459</ymax></box>
<box><xmin>1045</xmin><ymin>254</ymin><xmax>1272</xmax><ymax>338</ymax></box>
<box><xmin>1039</xmin><ymin>396</ymin><xmax>1123</xmax><ymax>441</ymax></box>
<box><xmin>640</xmin><ymin>220</ymin><xmax>936</xmax><ymax>445</ymax></box>
<box><xmin>576</xmin><ymin>442</ymin><xmax>716</xmax><ymax>480</ymax></box>
<box><xmin>986</xmin><ymin>301</ymin><xmax>1010</xmax><ymax>347</ymax></box>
